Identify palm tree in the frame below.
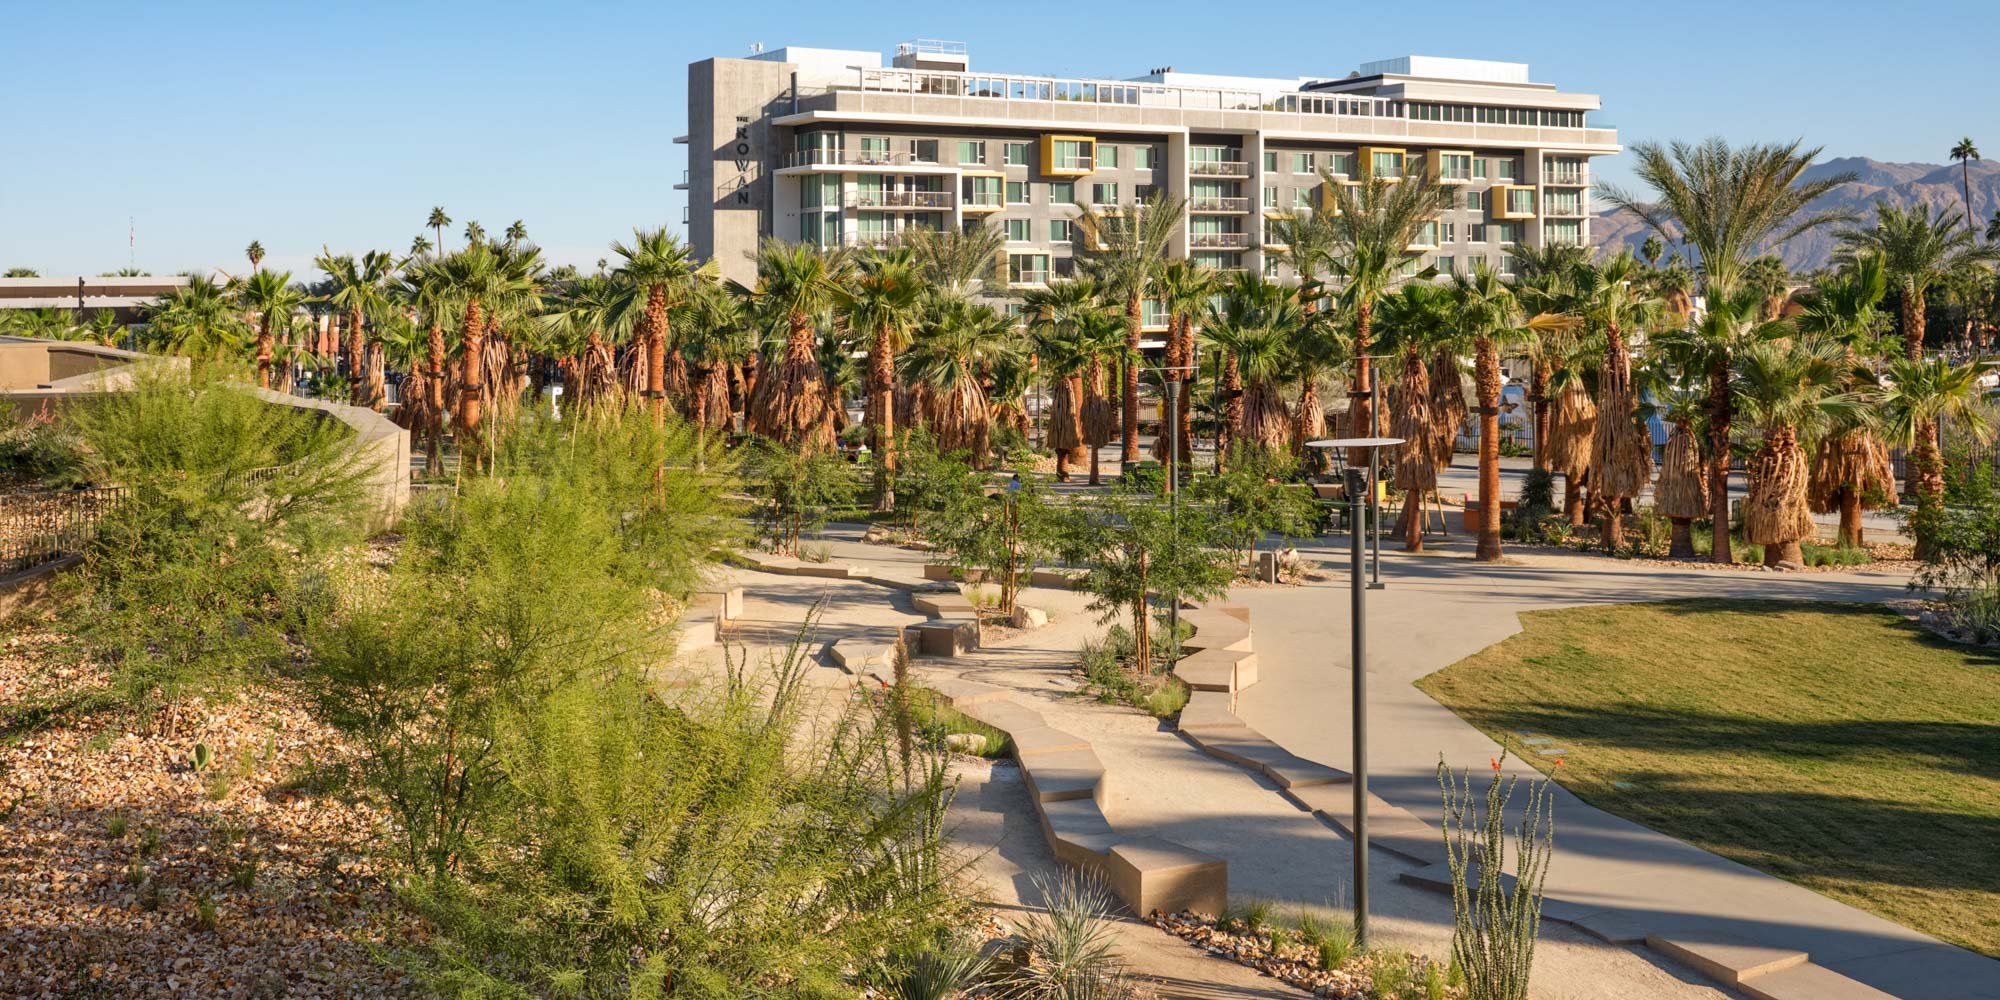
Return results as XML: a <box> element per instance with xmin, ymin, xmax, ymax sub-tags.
<box><xmin>1377</xmin><ymin>282</ymin><xmax>1455</xmax><ymax>550</ymax></box>
<box><xmin>85</xmin><ymin>310</ymin><xmax>125</xmax><ymax>348</ymax></box>
<box><xmin>1075</xmin><ymin>308</ymin><xmax>1129</xmax><ymax>484</ymax></box>
<box><xmin>146</xmin><ymin>275</ymin><xmax>245</xmax><ymax>362</ymax></box>
<box><xmin>1451</xmin><ymin>265</ymin><xmax>1520</xmax><ymax>561</ymax></box>
<box><xmin>900</xmin><ymin>295</ymin><xmax>1020</xmax><ymax>466</ymax></box>
<box><xmin>841</xmin><ymin>250</ymin><xmax>926</xmax><ymax>506</ymax></box>
<box><xmin>245</xmin><ymin>240</ymin><xmax>266</xmax><ymax>274</ymax></box>
<box><xmin>1835</xmin><ymin>202</ymin><xmax>1998</xmax><ymax>359</ymax></box>
<box><xmin>678</xmin><ymin>281</ymin><xmax>745</xmax><ymax>452</ymax></box>
<box><xmin>237</xmin><ymin>269</ymin><xmax>305</xmax><ymax>389</ymax></box>
<box><xmin>1950</xmin><ymin>138</ymin><xmax>1981</xmax><ymax>239</ymax></box>
<box><xmin>1987</xmin><ymin>210</ymin><xmax>2000</xmax><ymax>244</ymax></box>
<box><xmin>1644</xmin><ymin>383</ymin><xmax>1709</xmax><ymax>559</ymax></box>
<box><xmin>1576</xmin><ymin>252</ymin><xmax>1660</xmax><ymax>549</ymax></box>
<box><xmin>410</xmin><ymin>234</ymin><xmax>433</xmax><ymax>258</ymax></box>
<box><xmin>1073</xmin><ymin>191</ymin><xmax>1186</xmax><ymax>463</ymax></box>
<box><xmin>314</xmin><ymin>248</ymin><xmax>397</xmax><ymax>407</ymax></box>
<box><xmin>738</xmin><ymin>239</ymin><xmax>851</xmax><ymax>451</ymax></box>
<box><xmin>505</xmin><ymin>220</ymin><xmax>528</xmax><ymax>247</ymax></box>
<box><xmin>1733</xmin><ymin>337</ymin><xmax>1854</xmax><ymax>568</ymax></box>
<box><xmin>545</xmin><ymin>273</ymin><xmax>626</xmax><ymax>423</ymax></box>
<box><xmin>1511</xmin><ymin>243</ymin><xmax>1589</xmax><ymax>472</ymax></box>
<box><xmin>611</xmin><ymin>228</ymin><xmax>711</xmax><ymax>428</ymax></box>
<box><xmin>463</xmin><ymin>220</ymin><xmax>486</xmax><ymax>247</ymax></box>
<box><xmin>1797</xmin><ymin>255</ymin><xmax>1897</xmax><ymax>547</ymax></box>
<box><xmin>1321</xmin><ymin>166</ymin><xmax>1455</xmax><ymax>440</ymax></box>
<box><xmin>434</xmin><ymin>243</ymin><xmax>518</xmax><ymax>455</ymax></box>
<box><xmin>1876</xmin><ymin>355</ymin><xmax>1997</xmax><ymax>559</ymax></box>
<box><xmin>1201</xmin><ymin>277</ymin><xmax>1303</xmax><ymax>457</ymax></box>
<box><xmin>896</xmin><ymin>223</ymin><xmax>1006</xmax><ymax>294</ymax></box>
<box><xmin>1597</xmin><ymin>138</ymin><xmax>1855</xmax><ymax>297</ymax></box>
<box><xmin>427</xmin><ymin>207</ymin><xmax>451</xmax><ymax>252</ymax></box>
<box><xmin>1026</xmin><ymin>279</ymin><xmax>1110</xmax><ymax>482</ymax></box>
<box><xmin>1743</xmin><ymin>255</ymin><xmax>1792</xmax><ymax>320</ymax></box>
<box><xmin>1151</xmin><ymin>259</ymin><xmax>1219</xmax><ymax>478</ymax></box>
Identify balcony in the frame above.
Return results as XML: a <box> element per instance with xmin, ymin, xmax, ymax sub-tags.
<box><xmin>672</xmin><ymin>168</ymin><xmax>689</xmax><ymax>191</ymax></box>
<box><xmin>1009</xmin><ymin>269</ymin><xmax>1052</xmax><ymax>287</ymax></box>
<box><xmin>1190</xmin><ymin>232</ymin><xmax>1252</xmax><ymax>249</ymax></box>
<box><xmin>961</xmin><ymin>191</ymin><xmax>1005</xmax><ymax>212</ymax></box>
<box><xmin>779</xmin><ymin>149</ymin><xmax>958</xmax><ymax>171</ymax></box>
<box><xmin>1190</xmin><ymin>159</ymin><xmax>1251</xmax><ymax>178</ymax></box>
<box><xmin>847</xmin><ymin>190</ymin><xmax>953</xmax><ymax>210</ymax></box>
<box><xmin>1544</xmin><ymin>172</ymin><xmax>1589</xmax><ymax>187</ymax></box>
<box><xmin>1542</xmin><ymin>197</ymin><xmax>1588</xmax><ymax>218</ymax></box>
<box><xmin>1189</xmin><ymin>196</ymin><xmax>1251</xmax><ymax>213</ymax></box>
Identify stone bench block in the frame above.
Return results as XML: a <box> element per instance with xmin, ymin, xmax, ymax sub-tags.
<box><xmin>1645</xmin><ymin>936</ymin><xmax>1809</xmax><ymax>987</ymax></box>
<box><xmin>1737</xmin><ymin>963</ymin><xmax>1899</xmax><ymax>1000</ymax></box>
<box><xmin>1105</xmin><ymin>837</ymin><xmax>1228</xmax><ymax>919</ymax></box>
<box><xmin>907</xmin><ymin>619</ymin><xmax>979</xmax><ymax>657</ymax></box>
<box><xmin>925</xmin><ymin>677</ymin><xmax>1010</xmax><ymax>707</ymax></box>
<box><xmin>676</xmin><ymin>610</ymin><xmax>718</xmax><ymax>651</ymax></box>
<box><xmin>921</xmin><ymin>563</ymin><xmax>962</xmax><ymax>581</ymax></box>
<box><xmin>828</xmin><ymin>638</ymin><xmax>894</xmax><ymax>673</ymax></box>
<box><xmin>690</xmin><ymin>587</ymin><xmax>743</xmax><ymax>621</ymax></box>
<box><xmin>1180</xmin><ymin>610</ymin><xmax>1252</xmax><ymax>653</ymax></box>
<box><xmin>1027</xmin><ymin>567</ymin><xmax>1082</xmax><ymax>589</ymax></box>
<box><xmin>1190</xmin><ymin>731</ymin><xmax>1296</xmax><ymax>772</ymax></box>
<box><xmin>914</xmin><ymin>591</ymin><xmax>977</xmax><ymax>616</ymax></box>
<box><xmin>1172</xmin><ymin>648</ymin><xmax>1257</xmax><ymax>693</ymax></box>
<box><xmin>1568</xmin><ymin>909</ymin><xmax>1652</xmax><ymax>945</ymax></box>
<box><xmin>1020</xmin><ymin>748</ymin><xmax>1107</xmax><ymax>803</ymax></box>
<box><xmin>1259</xmin><ymin>753</ymin><xmax>1349</xmax><ymax>790</ymax></box>
<box><xmin>960</xmin><ymin>699</ymin><xmax>1046</xmax><ymax>733</ymax></box>
<box><xmin>1008</xmin><ymin>725</ymin><xmax>1092</xmax><ymax>756</ymax></box>
<box><xmin>1037</xmin><ymin>798</ymin><xmax>1120</xmax><ymax>867</ymax></box>
<box><xmin>1176</xmin><ymin>691</ymin><xmax>1246</xmax><ymax>731</ymax></box>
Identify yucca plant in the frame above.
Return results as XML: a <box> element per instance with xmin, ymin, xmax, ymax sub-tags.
<box><xmin>1438</xmin><ymin>748</ymin><xmax>1555</xmax><ymax>1000</ymax></box>
<box><xmin>1004</xmin><ymin>871</ymin><xmax>1131</xmax><ymax>999</ymax></box>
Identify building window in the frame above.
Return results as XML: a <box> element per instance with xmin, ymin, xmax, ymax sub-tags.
<box><xmin>1004</xmin><ymin>218</ymin><xmax>1032</xmax><ymax>242</ymax></box>
<box><xmin>1003</xmin><ymin>141</ymin><xmax>1030</xmax><ymax>165</ymax></box>
<box><xmin>1371</xmin><ymin>150</ymin><xmax>1403</xmax><ymax>179</ymax></box>
<box><xmin>1498</xmin><ymin>254</ymin><xmax>1518</xmax><ymax>277</ymax></box>
<box><xmin>1545</xmin><ymin>219</ymin><xmax>1583</xmax><ymax>246</ymax></box>
<box><xmin>1050</xmin><ymin>180</ymin><xmax>1075</xmax><ymax>205</ymax></box>
<box><xmin>860</xmin><ymin>136</ymin><xmax>892</xmax><ymax>163</ymax></box>
<box><xmin>1291</xmin><ymin>152</ymin><xmax>1314</xmax><ymax>174</ymax></box>
<box><xmin>1263</xmin><ymin>151</ymin><xmax>1278</xmax><ymax>172</ymax></box>
<box><xmin>1293</xmin><ymin>189</ymin><xmax>1314</xmax><ymax>210</ymax></box>
<box><xmin>1505</xmin><ymin>188</ymin><xmax>1535</xmax><ymax>216</ymax></box>
<box><xmin>1330</xmin><ymin>152</ymin><xmax>1355</xmax><ymax>176</ymax></box>
<box><xmin>1262</xmin><ymin>186</ymin><xmax>1278</xmax><ymax>208</ymax></box>
<box><xmin>958</xmin><ymin>140</ymin><xmax>986</xmax><ymax>165</ymax></box>
<box><xmin>1006</xmin><ymin>181</ymin><xmax>1030</xmax><ymax>204</ymax></box>
<box><xmin>1051</xmin><ymin>139</ymin><xmax>1092</xmax><ymax>172</ymax></box>
<box><xmin>1092</xmin><ymin>181</ymin><xmax>1119</xmax><ymax>205</ymax></box>
<box><xmin>1469</xmin><ymin>224</ymin><xmax>1488</xmax><ymax>243</ymax></box>
<box><xmin>1263</xmin><ymin>255</ymin><xmax>1280</xmax><ymax>279</ymax></box>
<box><xmin>1436</xmin><ymin>255</ymin><xmax>1456</xmax><ymax>276</ymax></box>
<box><xmin>1473</xmin><ymin>157</ymin><xmax>1488</xmax><ymax>179</ymax></box>
<box><xmin>1135</xmin><ymin>145</ymin><xmax>1156</xmax><ymax>169</ymax></box>
<box><xmin>964</xmin><ymin>174</ymin><xmax>1003</xmax><ymax>208</ymax></box>
<box><xmin>1440</xmin><ymin>222</ymin><xmax>1456</xmax><ymax>244</ymax></box>
<box><xmin>1100</xmin><ymin>144</ymin><xmax>1119</xmax><ymax>168</ymax></box>
<box><xmin>1437</xmin><ymin>153</ymin><xmax>1472</xmax><ymax>181</ymax></box>
<box><xmin>909</xmin><ymin>139</ymin><xmax>938</xmax><ymax>163</ymax></box>
<box><xmin>1009</xmin><ymin>253</ymin><xmax>1051</xmax><ymax>285</ymax></box>
<box><xmin>1496</xmin><ymin>222</ymin><xmax>1523</xmax><ymax>245</ymax></box>
<box><xmin>1413</xmin><ymin>221</ymin><xmax>1439</xmax><ymax>247</ymax></box>
<box><xmin>1465</xmin><ymin>190</ymin><xmax>1484</xmax><ymax>213</ymax></box>
<box><xmin>1050</xmin><ymin>219</ymin><xmax>1073</xmax><ymax>243</ymax></box>
<box><xmin>1495</xmin><ymin>158</ymin><xmax>1516</xmax><ymax>181</ymax></box>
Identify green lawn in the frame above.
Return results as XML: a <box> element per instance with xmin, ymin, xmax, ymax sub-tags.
<box><xmin>1417</xmin><ymin>599</ymin><xmax>2000</xmax><ymax>959</ymax></box>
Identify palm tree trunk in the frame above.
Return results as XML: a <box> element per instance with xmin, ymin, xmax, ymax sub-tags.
<box><xmin>869</xmin><ymin>322</ymin><xmax>897</xmax><ymax>510</ymax></box>
<box><xmin>1838</xmin><ymin>489</ymin><xmax>1865</xmax><ymax>548</ymax></box>
<box><xmin>1668</xmin><ymin>518</ymin><xmax>1697</xmax><ymax>559</ymax></box>
<box><xmin>1221</xmin><ymin>351</ymin><xmax>1243</xmax><ymax>468</ymax></box>
<box><xmin>1564</xmin><ymin>471</ymin><xmax>1588</xmax><ymax>526</ymax></box>
<box><xmin>1475</xmin><ymin>335</ymin><xmax>1503</xmax><ymax>562</ymax></box>
<box><xmin>1904</xmin><ymin>289</ymin><xmax>1927</xmax><ymax>360</ymax></box>
<box><xmin>254</xmin><ymin>315</ymin><xmax>273</xmax><ymax>389</ymax></box>
<box><xmin>458</xmin><ymin>297</ymin><xmax>485</xmax><ymax>457</ymax></box>
<box><xmin>1120</xmin><ymin>290</ymin><xmax>1141</xmax><ymax>464</ymax></box>
<box><xmin>1349</xmin><ymin>301</ymin><xmax>1375</xmax><ymax>440</ymax></box>
<box><xmin>348</xmin><ymin>305</ymin><xmax>365</xmax><ymax>406</ymax></box>
<box><xmin>1707</xmin><ymin>357</ymin><xmax>1733</xmax><ymax>564</ymax></box>
<box><xmin>426</xmin><ymin>319</ymin><xmax>446</xmax><ymax>468</ymax></box>
<box><xmin>1911</xmin><ymin>432</ymin><xmax>1946</xmax><ymax>561</ymax></box>
<box><xmin>645</xmin><ymin>283</ymin><xmax>668</xmax><ymax>428</ymax></box>
<box><xmin>1177</xmin><ymin>316</ymin><xmax>1196</xmax><ymax>473</ymax></box>
<box><xmin>1530</xmin><ymin>360</ymin><xmax>1551</xmax><ymax>472</ymax></box>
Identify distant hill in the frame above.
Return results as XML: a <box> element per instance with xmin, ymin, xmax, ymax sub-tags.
<box><xmin>1594</xmin><ymin>156</ymin><xmax>2000</xmax><ymax>272</ymax></box>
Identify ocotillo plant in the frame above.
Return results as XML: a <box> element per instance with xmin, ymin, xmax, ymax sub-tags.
<box><xmin>1438</xmin><ymin>746</ymin><xmax>1556</xmax><ymax>1000</ymax></box>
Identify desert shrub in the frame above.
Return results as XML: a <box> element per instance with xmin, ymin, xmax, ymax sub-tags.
<box><xmin>1002</xmin><ymin>871</ymin><xmax>1133</xmax><ymax>999</ymax></box>
<box><xmin>1078</xmin><ymin>626</ymin><xmax>1189</xmax><ymax>719</ymax></box>
<box><xmin>926</xmin><ymin>467</ymin><xmax>1061</xmax><ymax>616</ymax></box>
<box><xmin>750</xmin><ymin>439</ymin><xmax>852</xmax><ymax>556</ymax></box>
<box><xmin>1190</xmin><ymin>449</ymin><xmax>1322</xmax><ymax>575</ymax></box>
<box><xmin>1439</xmin><ymin>748</ymin><xmax>1555</xmax><ymax>1000</ymax></box>
<box><xmin>1907</xmin><ymin>459</ymin><xmax>2000</xmax><ymax>641</ymax></box>
<box><xmin>0</xmin><ymin>403</ymin><xmax>87</xmax><ymax>487</ymax></box>
<box><xmin>1510</xmin><ymin>468</ymin><xmax>1556</xmax><ymax>542</ymax></box>
<box><xmin>888</xmin><ymin>429</ymin><xmax>976</xmax><ymax>538</ymax></box>
<box><xmin>1058</xmin><ymin>487</ymin><xmax>1235</xmax><ymax>673</ymax></box>
<box><xmin>63</xmin><ymin>365</ymin><xmax>370</xmax><ymax>731</ymax></box>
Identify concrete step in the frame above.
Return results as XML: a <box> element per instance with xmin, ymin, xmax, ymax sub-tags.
<box><xmin>1020</xmin><ymin>748</ymin><xmax>1108</xmax><ymax>803</ymax></box>
<box><xmin>1037</xmin><ymin>797</ymin><xmax>1121</xmax><ymax>866</ymax></box>
<box><xmin>1646</xmin><ymin>935</ymin><xmax>1809</xmax><ymax>988</ymax></box>
<box><xmin>1737</xmin><ymin>962</ymin><xmax>1900</xmax><ymax>1000</ymax></box>
<box><xmin>1176</xmin><ymin>691</ymin><xmax>1246</xmax><ymax>731</ymax></box>
<box><xmin>1106</xmin><ymin>837</ymin><xmax>1228</xmax><ymax>919</ymax></box>
<box><xmin>960</xmin><ymin>698</ymin><xmax>1047</xmax><ymax>733</ymax></box>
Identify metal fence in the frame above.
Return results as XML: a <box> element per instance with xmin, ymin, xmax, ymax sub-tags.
<box><xmin>0</xmin><ymin>487</ymin><xmax>125</xmax><ymax>576</ymax></box>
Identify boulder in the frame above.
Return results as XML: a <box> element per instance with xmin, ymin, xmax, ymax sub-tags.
<box><xmin>1010</xmin><ymin>604</ymin><xmax>1049</xmax><ymax>630</ymax></box>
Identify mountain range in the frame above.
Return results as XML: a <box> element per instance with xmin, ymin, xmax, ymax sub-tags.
<box><xmin>1593</xmin><ymin>156</ymin><xmax>2000</xmax><ymax>272</ymax></box>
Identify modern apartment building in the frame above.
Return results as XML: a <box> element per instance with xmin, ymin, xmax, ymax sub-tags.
<box><xmin>678</xmin><ymin>41</ymin><xmax>1618</xmax><ymax>316</ymax></box>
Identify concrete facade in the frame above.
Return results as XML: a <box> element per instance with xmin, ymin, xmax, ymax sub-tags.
<box><xmin>680</xmin><ymin>42</ymin><xmax>1618</xmax><ymax>298</ymax></box>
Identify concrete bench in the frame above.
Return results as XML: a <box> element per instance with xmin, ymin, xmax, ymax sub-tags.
<box><xmin>1172</xmin><ymin>648</ymin><xmax>1257</xmax><ymax>693</ymax></box>
<box><xmin>1105</xmin><ymin>837</ymin><xmax>1228</xmax><ymax>918</ymax></box>
<box><xmin>1036</xmin><ymin>798</ymin><xmax>1121</xmax><ymax>868</ymax></box>
<box><xmin>1176</xmin><ymin>690</ymin><xmax>1246</xmax><ymax>731</ymax></box>
<box><xmin>676</xmin><ymin>610</ymin><xmax>719</xmax><ymax>651</ymax></box>
<box><xmin>907</xmin><ymin>619</ymin><xmax>979</xmax><ymax>656</ymax></box>
<box><xmin>1020</xmin><ymin>748</ymin><xmax>1108</xmax><ymax>803</ymax></box>
<box><xmin>690</xmin><ymin>586</ymin><xmax>743</xmax><ymax>622</ymax></box>
<box><xmin>828</xmin><ymin>638</ymin><xmax>894</xmax><ymax>673</ymax></box>
<box><xmin>1180</xmin><ymin>610</ymin><xmax>1252</xmax><ymax>653</ymax></box>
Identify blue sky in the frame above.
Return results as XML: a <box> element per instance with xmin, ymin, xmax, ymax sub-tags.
<box><xmin>3</xmin><ymin>0</ymin><xmax>1995</xmax><ymax>277</ymax></box>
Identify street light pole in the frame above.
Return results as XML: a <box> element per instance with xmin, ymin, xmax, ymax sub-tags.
<box><xmin>1369</xmin><ymin>378</ymin><xmax>1384</xmax><ymax>590</ymax></box>
<box><xmin>1166</xmin><ymin>376</ymin><xmax>1180</xmax><ymax>659</ymax></box>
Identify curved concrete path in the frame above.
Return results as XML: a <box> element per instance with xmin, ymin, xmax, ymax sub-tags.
<box><xmin>1230</xmin><ymin>534</ymin><xmax>1997</xmax><ymax>1000</ymax></box>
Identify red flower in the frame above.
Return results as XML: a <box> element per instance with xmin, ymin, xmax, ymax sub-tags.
<box><xmin>1490</xmin><ymin>757</ymin><xmax>1500</xmax><ymax>772</ymax></box>
<box><xmin>1554</xmin><ymin>757</ymin><xmax>1565</xmax><ymax>769</ymax></box>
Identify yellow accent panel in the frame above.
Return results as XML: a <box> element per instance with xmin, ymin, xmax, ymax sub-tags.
<box><xmin>1491</xmin><ymin>184</ymin><xmax>1537</xmax><ymax>219</ymax></box>
<box><xmin>960</xmin><ymin>169</ymin><xmax>1006</xmax><ymax>178</ymax></box>
<box><xmin>1039</xmin><ymin>134</ymin><xmax>1096</xmax><ymax>177</ymax></box>
<box><xmin>1316</xmin><ymin>179</ymin><xmax>1360</xmax><ymax>215</ymax></box>
<box><xmin>1359</xmin><ymin>146</ymin><xmax>1407</xmax><ymax>180</ymax></box>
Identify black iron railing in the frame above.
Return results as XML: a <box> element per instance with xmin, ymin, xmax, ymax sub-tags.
<box><xmin>0</xmin><ymin>487</ymin><xmax>125</xmax><ymax>576</ymax></box>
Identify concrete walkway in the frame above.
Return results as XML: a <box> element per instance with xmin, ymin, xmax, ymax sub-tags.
<box><xmin>1230</xmin><ymin>532</ymin><xmax>1997</xmax><ymax>1000</ymax></box>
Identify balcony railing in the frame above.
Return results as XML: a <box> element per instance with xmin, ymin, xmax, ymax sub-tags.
<box><xmin>781</xmin><ymin>149</ymin><xmax>955</xmax><ymax>169</ymax></box>
<box><xmin>1051</xmin><ymin>155</ymin><xmax>1093</xmax><ymax>172</ymax></box>
<box><xmin>1190</xmin><ymin>232</ymin><xmax>1252</xmax><ymax>249</ymax></box>
<box><xmin>962</xmin><ymin>191</ymin><xmax>1004</xmax><ymax>208</ymax></box>
<box><xmin>848</xmin><ymin>190</ymin><xmax>953</xmax><ymax>209</ymax></box>
<box><xmin>1010</xmin><ymin>270</ymin><xmax>1052</xmax><ymax>286</ymax></box>
<box><xmin>1542</xmin><ymin>199</ymin><xmax>1587</xmax><ymax>217</ymax></box>
<box><xmin>1190</xmin><ymin>159</ymin><xmax>1251</xmax><ymax>177</ymax></box>
<box><xmin>1189</xmin><ymin>196</ymin><xmax>1251</xmax><ymax>213</ymax></box>
<box><xmin>1544</xmin><ymin>172</ymin><xmax>1589</xmax><ymax>186</ymax></box>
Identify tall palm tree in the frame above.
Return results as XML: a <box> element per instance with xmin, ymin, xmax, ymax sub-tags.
<box><xmin>1074</xmin><ymin>308</ymin><xmax>1129</xmax><ymax>484</ymax></box>
<box><xmin>1743</xmin><ymin>255</ymin><xmax>1792</xmax><ymax>320</ymax></box>
<box><xmin>611</xmin><ymin>228</ymin><xmax>712</xmax><ymax>428</ymax></box>
<box><xmin>678</xmin><ymin>280</ymin><xmax>746</xmax><ymax>452</ymax></box>
<box><xmin>1835</xmin><ymin>202</ymin><xmax>1998</xmax><ymax>359</ymax></box>
<box><xmin>463</xmin><ymin>220</ymin><xmax>486</xmax><ymax>247</ymax></box>
<box><xmin>1797</xmin><ymin>255</ymin><xmax>1896</xmax><ymax>546</ymax></box>
<box><xmin>146</xmin><ymin>275</ymin><xmax>245</xmax><ymax>362</ymax></box>
<box><xmin>900</xmin><ymin>295</ymin><xmax>1019</xmax><ymax>466</ymax></box>
<box><xmin>434</xmin><ymin>243</ymin><xmax>521</xmax><ymax>456</ymax></box>
<box><xmin>85</xmin><ymin>309</ymin><xmax>125</xmax><ymax>348</ymax></box>
<box><xmin>1451</xmin><ymin>265</ymin><xmax>1520</xmax><ymax>561</ymax></box>
<box><xmin>505</xmin><ymin>220</ymin><xmax>528</xmax><ymax>247</ymax></box>
<box><xmin>1643</xmin><ymin>382</ymin><xmax>1709</xmax><ymax>559</ymax></box>
<box><xmin>896</xmin><ymin>223</ymin><xmax>1006</xmax><ymax>294</ymax></box>
<box><xmin>1576</xmin><ymin>252</ymin><xmax>1660</xmax><ymax>549</ymax></box>
<box><xmin>1073</xmin><ymin>191</ymin><xmax>1186</xmax><ymax>462</ymax></box>
<box><xmin>545</xmin><ymin>273</ymin><xmax>626</xmax><ymax>423</ymax></box>
<box><xmin>245</xmin><ymin>240</ymin><xmax>265</xmax><ymax>274</ymax></box>
<box><xmin>427</xmin><ymin>207</ymin><xmax>451</xmax><ymax>252</ymax></box>
<box><xmin>1733</xmin><ymin>337</ymin><xmax>1855</xmax><ymax>568</ymax></box>
<box><xmin>1321</xmin><ymin>165</ymin><xmax>1455</xmax><ymax>441</ymax></box>
<box><xmin>314</xmin><ymin>248</ymin><xmax>397</xmax><ymax>407</ymax></box>
<box><xmin>1201</xmin><ymin>277</ymin><xmax>1303</xmax><ymax>457</ymax></box>
<box><xmin>1598</xmin><ymin>138</ymin><xmax>1855</xmax><ymax>297</ymax></box>
<box><xmin>1377</xmin><ymin>282</ymin><xmax>1455</xmax><ymax>550</ymax></box>
<box><xmin>1511</xmin><ymin>243</ymin><xmax>1589</xmax><ymax>472</ymax></box>
<box><xmin>737</xmin><ymin>239</ymin><xmax>851</xmax><ymax>451</ymax></box>
<box><xmin>1151</xmin><ymin>259</ymin><xmax>1219</xmax><ymax>478</ymax></box>
<box><xmin>1026</xmin><ymin>279</ymin><xmax>1110</xmax><ymax>481</ymax></box>
<box><xmin>841</xmin><ymin>250</ymin><xmax>926</xmax><ymax>506</ymax></box>
<box><xmin>237</xmin><ymin>269</ymin><xmax>305</xmax><ymax>390</ymax></box>
<box><xmin>1876</xmin><ymin>355</ymin><xmax>1997</xmax><ymax>559</ymax></box>
<box><xmin>410</xmin><ymin>234</ymin><xmax>433</xmax><ymax>258</ymax></box>
<box><xmin>1949</xmin><ymin>138</ymin><xmax>1981</xmax><ymax>239</ymax></box>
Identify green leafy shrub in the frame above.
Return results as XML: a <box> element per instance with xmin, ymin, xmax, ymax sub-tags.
<box><xmin>0</xmin><ymin>404</ymin><xmax>87</xmax><ymax>487</ymax></box>
<box><xmin>1510</xmin><ymin>468</ymin><xmax>1556</xmax><ymax>542</ymax></box>
<box><xmin>750</xmin><ymin>438</ymin><xmax>852</xmax><ymax>556</ymax></box>
<box><xmin>1002</xmin><ymin>871</ymin><xmax>1130</xmax><ymax>998</ymax></box>
<box><xmin>1907</xmin><ymin>458</ymin><xmax>2000</xmax><ymax>641</ymax></box>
